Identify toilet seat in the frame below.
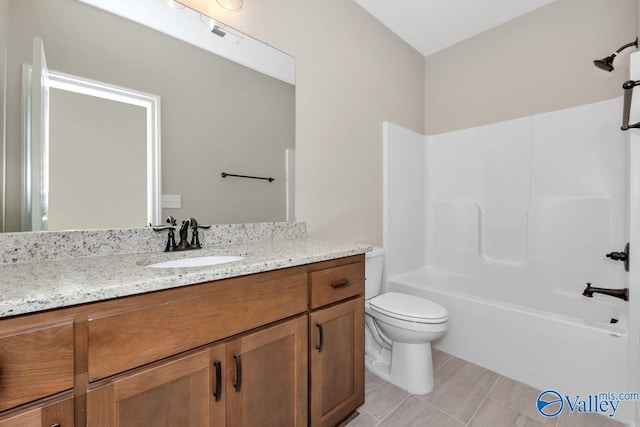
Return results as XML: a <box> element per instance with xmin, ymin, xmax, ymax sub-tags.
<box><xmin>369</xmin><ymin>292</ymin><xmax>448</xmax><ymax>324</ymax></box>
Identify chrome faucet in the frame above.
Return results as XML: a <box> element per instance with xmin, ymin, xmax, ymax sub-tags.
<box><xmin>582</xmin><ymin>283</ymin><xmax>629</xmax><ymax>301</ymax></box>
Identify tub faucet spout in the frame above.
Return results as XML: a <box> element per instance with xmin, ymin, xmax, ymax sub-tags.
<box><xmin>582</xmin><ymin>283</ymin><xmax>629</xmax><ymax>301</ymax></box>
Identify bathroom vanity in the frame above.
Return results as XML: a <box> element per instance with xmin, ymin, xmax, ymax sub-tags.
<box><xmin>0</xmin><ymin>226</ymin><xmax>367</xmax><ymax>427</ymax></box>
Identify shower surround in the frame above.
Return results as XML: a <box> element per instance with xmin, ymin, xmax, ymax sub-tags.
<box><xmin>383</xmin><ymin>97</ymin><xmax>634</xmax><ymax>423</ymax></box>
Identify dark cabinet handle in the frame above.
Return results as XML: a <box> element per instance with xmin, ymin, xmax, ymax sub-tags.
<box><xmin>233</xmin><ymin>354</ymin><xmax>242</xmax><ymax>392</ymax></box>
<box><xmin>331</xmin><ymin>279</ymin><xmax>353</xmax><ymax>289</ymax></box>
<box><xmin>316</xmin><ymin>323</ymin><xmax>324</xmax><ymax>352</ymax></box>
<box><xmin>213</xmin><ymin>360</ymin><xmax>222</xmax><ymax>402</ymax></box>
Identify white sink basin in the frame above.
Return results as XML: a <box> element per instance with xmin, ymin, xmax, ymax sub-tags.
<box><xmin>148</xmin><ymin>255</ymin><xmax>245</xmax><ymax>269</ymax></box>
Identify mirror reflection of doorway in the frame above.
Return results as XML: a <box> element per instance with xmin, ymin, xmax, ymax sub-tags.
<box><xmin>22</xmin><ymin>37</ymin><xmax>161</xmax><ymax>231</ymax></box>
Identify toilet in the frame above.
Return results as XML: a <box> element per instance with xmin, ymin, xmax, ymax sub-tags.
<box><xmin>364</xmin><ymin>247</ymin><xmax>448</xmax><ymax>394</ymax></box>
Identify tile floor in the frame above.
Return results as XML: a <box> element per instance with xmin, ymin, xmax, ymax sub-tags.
<box><xmin>347</xmin><ymin>349</ymin><xmax>627</xmax><ymax>427</ymax></box>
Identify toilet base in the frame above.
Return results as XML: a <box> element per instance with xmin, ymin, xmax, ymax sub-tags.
<box><xmin>365</xmin><ymin>330</ymin><xmax>435</xmax><ymax>394</ymax></box>
<box><xmin>391</xmin><ymin>341</ymin><xmax>434</xmax><ymax>394</ymax></box>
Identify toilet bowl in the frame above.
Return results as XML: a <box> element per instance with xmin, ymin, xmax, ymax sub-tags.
<box><xmin>364</xmin><ymin>248</ymin><xmax>448</xmax><ymax>394</ymax></box>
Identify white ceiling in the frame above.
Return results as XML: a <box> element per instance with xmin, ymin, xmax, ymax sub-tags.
<box><xmin>353</xmin><ymin>0</ymin><xmax>557</xmax><ymax>57</ymax></box>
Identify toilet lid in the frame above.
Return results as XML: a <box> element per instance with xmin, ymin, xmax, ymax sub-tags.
<box><xmin>369</xmin><ymin>292</ymin><xmax>448</xmax><ymax>323</ymax></box>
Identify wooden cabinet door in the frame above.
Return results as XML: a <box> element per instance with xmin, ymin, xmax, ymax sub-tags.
<box><xmin>86</xmin><ymin>345</ymin><xmax>225</xmax><ymax>427</ymax></box>
<box><xmin>226</xmin><ymin>316</ymin><xmax>308</xmax><ymax>427</ymax></box>
<box><xmin>0</xmin><ymin>396</ymin><xmax>74</xmax><ymax>427</ymax></box>
<box><xmin>309</xmin><ymin>297</ymin><xmax>364</xmax><ymax>427</ymax></box>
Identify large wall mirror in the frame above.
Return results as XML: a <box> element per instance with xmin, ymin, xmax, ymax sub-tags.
<box><xmin>0</xmin><ymin>0</ymin><xmax>295</xmax><ymax>232</ymax></box>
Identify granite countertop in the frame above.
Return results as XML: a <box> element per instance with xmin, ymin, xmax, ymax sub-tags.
<box><xmin>0</xmin><ymin>238</ymin><xmax>370</xmax><ymax>318</ymax></box>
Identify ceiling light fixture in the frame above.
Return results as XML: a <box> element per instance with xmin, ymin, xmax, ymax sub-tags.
<box><xmin>216</xmin><ymin>0</ymin><xmax>243</xmax><ymax>11</ymax></box>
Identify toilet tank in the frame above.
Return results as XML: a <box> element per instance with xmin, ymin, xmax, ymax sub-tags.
<box><xmin>365</xmin><ymin>247</ymin><xmax>384</xmax><ymax>299</ymax></box>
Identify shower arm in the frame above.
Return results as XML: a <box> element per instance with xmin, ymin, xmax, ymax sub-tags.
<box><xmin>616</xmin><ymin>39</ymin><xmax>639</xmax><ymax>54</ymax></box>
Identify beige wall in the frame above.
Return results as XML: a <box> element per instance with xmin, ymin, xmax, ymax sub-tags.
<box><xmin>425</xmin><ymin>0</ymin><xmax>637</xmax><ymax>135</ymax></box>
<box><xmin>48</xmin><ymin>89</ymin><xmax>147</xmax><ymax>230</ymax></box>
<box><xmin>4</xmin><ymin>0</ymin><xmax>294</xmax><ymax>231</ymax></box>
<box><xmin>6</xmin><ymin>0</ymin><xmax>632</xmax><ymax>242</ymax></box>
<box><xmin>181</xmin><ymin>0</ymin><xmax>426</xmax><ymax>245</ymax></box>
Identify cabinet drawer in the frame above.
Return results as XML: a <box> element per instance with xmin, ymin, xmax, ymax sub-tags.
<box><xmin>309</xmin><ymin>262</ymin><xmax>364</xmax><ymax>309</ymax></box>
<box><xmin>0</xmin><ymin>322</ymin><xmax>74</xmax><ymax>411</ymax></box>
<box><xmin>0</xmin><ymin>395</ymin><xmax>74</xmax><ymax>427</ymax></box>
<box><xmin>87</xmin><ymin>272</ymin><xmax>308</xmax><ymax>381</ymax></box>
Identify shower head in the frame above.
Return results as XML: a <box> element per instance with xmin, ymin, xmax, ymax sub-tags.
<box><xmin>593</xmin><ymin>55</ymin><xmax>616</xmax><ymax>72</ymax></box>
<box><xmin>593</xmin><ymin>37</ymin><xmax>638</xmax><ymax>72</ymax></box>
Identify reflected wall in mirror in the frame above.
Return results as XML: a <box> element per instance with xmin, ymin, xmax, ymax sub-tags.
<box><xmin>48</xmin><ymin>87</ymin><xmax>149</xmax><ymax>230</ymax></box>
<box><xmin>1</xmin><ymin>0</ymin><xmax>295</xmax><ymax>232</ymax></box>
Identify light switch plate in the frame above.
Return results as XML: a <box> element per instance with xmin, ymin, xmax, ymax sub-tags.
<box><xmin>161</xmin><ymin>195</ymin><xmax>181</xmax><ymax>208</ymax></box>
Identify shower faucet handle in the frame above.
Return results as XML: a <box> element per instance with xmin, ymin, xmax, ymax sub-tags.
<box><xmin>605</xmin><ymin>242</ymin><xmax>630</xmax><ymax>272</ymax></box>
<box><xmin>606</xmin><ymin>251</ymin><xmax>627</xmax><ymax>261</ymax></box>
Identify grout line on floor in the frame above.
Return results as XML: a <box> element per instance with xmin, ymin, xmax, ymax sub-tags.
<box><xmin>433</xmin><ymin>351</ymin><xmax>452</xmax><ymax>373</ymax></box>
<box><xmin>377</xmin><ymin>393</ymin><xmax>412</xmax><ymax>424</ymax></box>
<box><xmin>463</xmin><ymin>373</ymin><xmax>501</xmax><ymax>426</ymax></box>
<box><xmin>422</xmin><ymin>398</ymin><xmax>470</xmax><ymax>425</ymax></box>
<box><xmin>358</xmin><ymin>407</ymin><xmax>379</xmax><ymax>422</ymax></box>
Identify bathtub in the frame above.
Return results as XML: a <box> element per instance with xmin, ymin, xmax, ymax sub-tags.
<box><xmin>387</xmin><ymin>268</ymin><xmax>633</xmax><ymax>422</ymax></box>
